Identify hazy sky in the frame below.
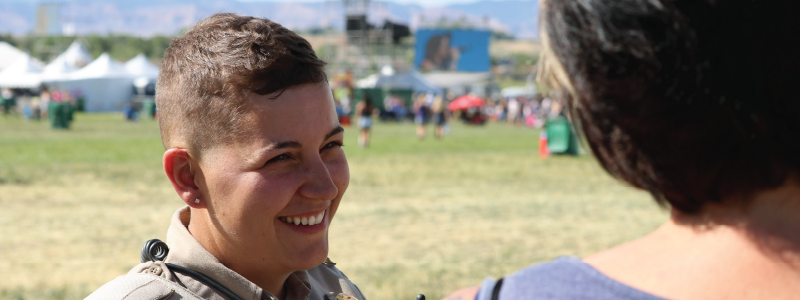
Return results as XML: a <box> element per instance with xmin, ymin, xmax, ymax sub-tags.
<box><xmin>0</xmin><ymin>0</ymin><xmax>500</xmax><ymax>7</ymax></box>
<box><xmin>238</xmin><ymin>0</ymin><xmax>494</xmax><ymax>7</ymax></box>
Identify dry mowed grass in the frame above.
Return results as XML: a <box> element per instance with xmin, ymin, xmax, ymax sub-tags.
<box><xmin>0</xmin><ymin>113</ymin><xmax>666</xmax><ymax>300</ymax></box>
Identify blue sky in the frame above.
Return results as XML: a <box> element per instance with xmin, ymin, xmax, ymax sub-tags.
<box><xmin>0</xmin><ymin>0</ymin><xmax>496</xmax><ymax>8</ymax></box>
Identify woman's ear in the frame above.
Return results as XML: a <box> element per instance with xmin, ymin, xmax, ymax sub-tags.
<box><xmin>163</xmin><ymin>148</ymin><xmax>205</xmax><ymax>208</ymax></box>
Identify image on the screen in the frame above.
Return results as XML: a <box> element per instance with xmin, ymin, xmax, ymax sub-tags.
<box><xmin>415</xmin><ymin>29</ymin><xmax>490</xmax><ymax>72</ymax></box>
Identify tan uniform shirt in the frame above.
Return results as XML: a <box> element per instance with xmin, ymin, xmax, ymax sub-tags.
<box><xmin>126</xmin><ymin>207</ymin><xmax>366</xmax><ymax>300</ymax></box>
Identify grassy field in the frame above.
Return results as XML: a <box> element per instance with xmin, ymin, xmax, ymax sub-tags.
<box><xmin>0</xmin><ymin>113</ymin><xmax>666</xmax><ymax>300</ymax></box>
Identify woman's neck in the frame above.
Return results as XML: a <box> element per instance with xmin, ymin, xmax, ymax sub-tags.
<box><xmin>675</xmin><ymin>181</ymin><xmax>800</xmax><ymax>267</ymax></box>
<box><xmin>584</xmin><ymin>182</ymin><xmax>800</xmax><ymax>300</ymax></box>
<box><xmin>189</xmin><ymin>212</ymin><xmax>292</xmax><ymax>299</ymax></box>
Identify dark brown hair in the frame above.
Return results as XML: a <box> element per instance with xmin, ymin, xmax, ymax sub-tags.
<box><xmin>156</xmin><ymin>13</ymin><xmax>327</xmax><ymax>159</ymax></box>
<box><xmin>540</xmin><ymin>0</ymin><xmax>800</xmax><ymax>213</ymax></box>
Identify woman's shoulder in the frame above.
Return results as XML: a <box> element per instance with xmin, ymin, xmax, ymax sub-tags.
<box><xmin>495</xmin><ymin>257</ymin><xmax>665</xmax><ymax>300</ymax></box>
<box><xmin>85</xmin><ymin>261</ymin><xmax>195</xmax><ymax>300</ymax></box>
<box><xmin>307</xmin><ymin>258</ymin><xmax>368</xmax><ymax>300</ymax></box>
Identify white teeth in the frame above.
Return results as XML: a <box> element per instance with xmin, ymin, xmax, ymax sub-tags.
<box><xmin>283</xmin><ymin>211</ymin><xmax>326</xmax><ymax>226</ymax></box>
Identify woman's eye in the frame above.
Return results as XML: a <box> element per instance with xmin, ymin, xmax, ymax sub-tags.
<box><xmin>322</xmin><ymin>141</ymin><xmax>344</xmax><ymax>150</ymax></box>
<box><xmin>266</xmin><ymin>153</ymin><xmax>291</xmax><ymax>164</ymax></box>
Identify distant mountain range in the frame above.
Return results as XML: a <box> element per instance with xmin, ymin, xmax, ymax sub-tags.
<box><xmin>0</xmin><ymin>0</ymin><xmax>539</xmax><ymax>39</ymax></box>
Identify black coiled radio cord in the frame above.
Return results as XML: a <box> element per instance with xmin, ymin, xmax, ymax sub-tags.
<box><xmin>140</xmin><ymin>239</ymin><xmax>244</xmax><ymax>300</ymax></box>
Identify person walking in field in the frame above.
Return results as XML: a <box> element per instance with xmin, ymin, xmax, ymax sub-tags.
<box><xmin>354</xmin><ymin>94</ymin><xmax>378</xmax><ymax>148</ymax></box>
<box><xmin>414</xmin><ymin>94</ymin><xmax>430</xmax><ymax>139</ymax></box>
<box><xmin>86</xmin><ymin>13</ymin><xmax>366</xmax><ymax>300</ymax></box>
<box><xmin>430</xmin><ymin>96</ymin><xmax>449</xmax><ymax>139</ymax></box>
<box><xmin>445</xmin><ymin>0</ymin><xmax>800</xmax><ymax>299</ymax></box>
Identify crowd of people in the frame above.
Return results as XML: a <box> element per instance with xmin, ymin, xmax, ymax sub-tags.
<box><xmin>326</xmin><ymin>81</ymin><xmax>564</xmax><ymax>147</ymax></box>
<box><xmin>325</xmin><ymin>84</ymin><xmax>573</xmax><ymax>152</ymax></box>
<box><xmin>483</xmin><ymin>95</ymin><xmax>562</xmax><ymax>128</ymax></box>
<box><xmin>0</xmin><ymin>87</ymin><xmax>83</xmax><ymax>121</ymax></box>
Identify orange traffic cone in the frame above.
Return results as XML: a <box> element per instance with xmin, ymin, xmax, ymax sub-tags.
<box><xmin>539</xmin><ymin>131</ymin><xmax>550</xmax><ymax>158</ymax></box>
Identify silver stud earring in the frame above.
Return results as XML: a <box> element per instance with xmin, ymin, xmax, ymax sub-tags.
<box><xmin>195</xmin><ymin>198</ymin><xmax>200</xmax><ymax>204</ymax></box>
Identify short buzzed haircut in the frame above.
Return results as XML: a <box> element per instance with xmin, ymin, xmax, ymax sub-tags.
<box><xmin>156</xmin><ymin>13</ymin><xmax>327</xmax><ymax>160</ymax></box>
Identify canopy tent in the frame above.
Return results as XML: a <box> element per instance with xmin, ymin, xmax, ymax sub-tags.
<box><xmin>0</xmin><ymin>42</ymin><xmax>28</xmax><ymax>72</ymax></box>
<box><xmin>124</xmin><ymin>54</ymin><xmax>159</xmax><ymax>79</ymax></box>
<box><xmin>501</xmin><ymin>85</ymin><xmax>537</xmax><ymax>98</ymax></box>
<box><xmin>60</xmin><ymin>40</ymin><xmax>93</xmax><ymax>69</ymax></box>
<box><xmin>69</xmin><ymin>53</ymin><xmax>128</xmax><ymax>79</ymax></box>
<box><xmin>41</xmin><ymin>55</ymin><xmax>78</xmax><ymax>81</ymax></box>
<box><xmin>423</xmin><ymin>72</ymin><xmax>492</xmax><ymax>97</ymax></box>
<box><xmin>423</xmin><ymin>72</ymin><xmax>492</xmax><ymax>88</ymax></box>
<box><xmin>355</xmin><ymin>74</ymin><xmax>379</xmax><ymax>89</ymax></box>
<box><xmin>0</xmin><ymin>54</ymin><xmax>44</xmax><ymax>89</ymax></box>
<box><xmin>356</xmin><ymin>69</ymin><xmax>442</xmax><ymax>95</ymax></box>
<box><xmin>44</xmin><ymin>53</ymin><xmax>133</xmax><ymax>112</ymax></box>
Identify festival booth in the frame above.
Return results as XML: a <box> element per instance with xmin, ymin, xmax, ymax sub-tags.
<box><xmin>423</xmin><ymin>72</ymin><xmax>493</xmax><ymax>98</ymax></box>
<box><xmin>356</xmin><ymin>67</ymin><xmax>442</xmax><ymax>94</ymax></box>
<box><xmin>0</xmin><ymin>42</ymin><xmax>28</xmax><ymax>72</ymax></box>
<box><xmin>42</xmin><ymin>55</ymin><xmax>78</xmax><ymax>81</ymax></box>
<box><xmin>59</xmin><ymin>41</ymin><xmax>93</xmax><ymax>69</ymax></box>
<box><xmin>46</xmin><ymin>53</ymin><xmax>133</xmax><ymax>112</ymax></box>
<box><xmin>124</xmin><ymin>54</ymin><xmax>159</xmax><ymax>80</ymax></box>
<box><xmin>0</xmin><ymin>54</ymin><xmax>44</xmax><ymax>89</ymax></box>
<box><xmin>501</xmin><ymin>85</ymin><xmax>537</xmax><ymax>98</ymax></box>
<box><xmin>125</xmin><ymin>54</ymin><xmax>160</xmax><ymax>118</ymax></box>
<box><xmin>355</xmin><ymin>67</ymin><xmax>442</xmax><ymax>111</ymax></box>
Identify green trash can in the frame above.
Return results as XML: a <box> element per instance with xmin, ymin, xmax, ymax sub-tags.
<box><xmin>143</xmin><ymin>100</ymin><xmax>156</xmax><ymax>119</ymax></box>
<box><xmin>545</xmin><ymin>115</ymin><xmax>579</xmax><ymax>155</ymax></box>
<box><xmin>1</xmin><ymin>97</ymin><xmax>10</xmax><ymax>114</ymax></box>
<box><xmin>50</xmin><ymin>102</ymin><xmax>71</xmax><ymax>129</ymax></box>
<box><xmin>75</xmin><ymin>97</ymin><xmax>85</xmax><ymax>112</ymax></box>
<box><xmin>48</xmin><ymin>102</ymin><xmax>58</xmax><ymax>124</ymax></box>
<box><xmin>64</xmin><ymin>102</ymin><xmax>74</xmax><ymax>123</ymax></box>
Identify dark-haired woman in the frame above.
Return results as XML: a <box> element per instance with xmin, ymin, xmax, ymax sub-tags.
<box><xmin>445</xmin><ymin>0</ymin><xmax>800</xmax><ymax>299</ymax></box>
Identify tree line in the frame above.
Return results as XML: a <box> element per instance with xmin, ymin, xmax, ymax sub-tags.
<box><xmin>0</xmin><ymin>34</ymin><xmax>173</xmax><ymax>65</ymax></box>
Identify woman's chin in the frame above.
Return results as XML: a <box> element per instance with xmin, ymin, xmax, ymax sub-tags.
<box><xmin>289</xmin><ymin>243</ymin><xmax>330</xmax><ymax>271</ymax></box>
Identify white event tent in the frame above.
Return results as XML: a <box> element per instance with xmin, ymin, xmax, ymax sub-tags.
<box><xmin>357</xmin><ymin>67</ymin><xmax>443</xmax><ymax>95</ymax></box>
<box><xmin>45</xmin><ymin>53</ymin><xmax>134</xmax><ymax>112</ymax></box>
<box><xmin>0</xmin><ymin>41</ymin><xmax>160</xmax><ymax>112</ymax></box>
<box><xmin>41</xmin><ymin>55</ymin><xmax>77</xmax><ymax>82</ymax></box>
<box><xmin>0</xmin><ymin>42</ymin><xmax>28</xmax><ymax>72</ymax></box>
<box><xmin>124</xmin><ymin>54</ymin><xmax>159</xmax><ymax>79</ymax></box>
<box><xmin>0</xmin><ymin>54</ymin><xmax>44</xmax><ymax>89</ymax></box>
<box><xmin>60</xmin><ymin>40</ymin><xmax>93</xmax><ymax>69</ymax></box>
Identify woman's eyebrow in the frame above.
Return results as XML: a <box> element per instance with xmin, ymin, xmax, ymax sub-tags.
<box><xmin>325</xmin><ymin>126</ymin><xmax>344</xmax><ymax>140</ymax></box>
<box><xmin>265</xmin><ymin>126</ymin><xmax>342</xmax><ymax>151</ymax></box>
<box><xmin>271</xmin><ymin>141</ymin><xmax>302</xmax><ymax>149</ymax></box>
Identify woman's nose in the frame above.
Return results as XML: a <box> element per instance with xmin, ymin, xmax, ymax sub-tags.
<box><xmin>299</xmin><ymin>157</ymin><xmax>339</xmax><ymax>201</ymax></box>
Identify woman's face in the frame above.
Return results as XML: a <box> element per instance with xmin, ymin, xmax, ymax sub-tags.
<box><xmin>197</xmin><ymin>82</ymin><xmax>349</xmax><ymax>273</ymax></box>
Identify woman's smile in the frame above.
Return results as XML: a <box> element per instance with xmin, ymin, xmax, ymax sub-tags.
<box><xmin>279</xmin><ymin>210</ymin><xmax>326</xmax><ymax>226</ymax></box>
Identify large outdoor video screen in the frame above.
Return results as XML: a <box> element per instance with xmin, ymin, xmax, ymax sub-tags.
<box><xmin>414</xmin><ymin>29</ymin><xmax>490</xmax><ymax>72</ymax></box>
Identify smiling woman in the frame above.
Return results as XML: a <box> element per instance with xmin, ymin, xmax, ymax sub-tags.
<box><xmin>85</xmin><ymin>13</ymin><xmax>365</xmax><ymax>300</ymax></box>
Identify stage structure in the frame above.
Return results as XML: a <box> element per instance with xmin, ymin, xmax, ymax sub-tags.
<box><xmin>339</xmin><ymin>0</ymin><xmax>410</xmax><ymax>78</ymax></box>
